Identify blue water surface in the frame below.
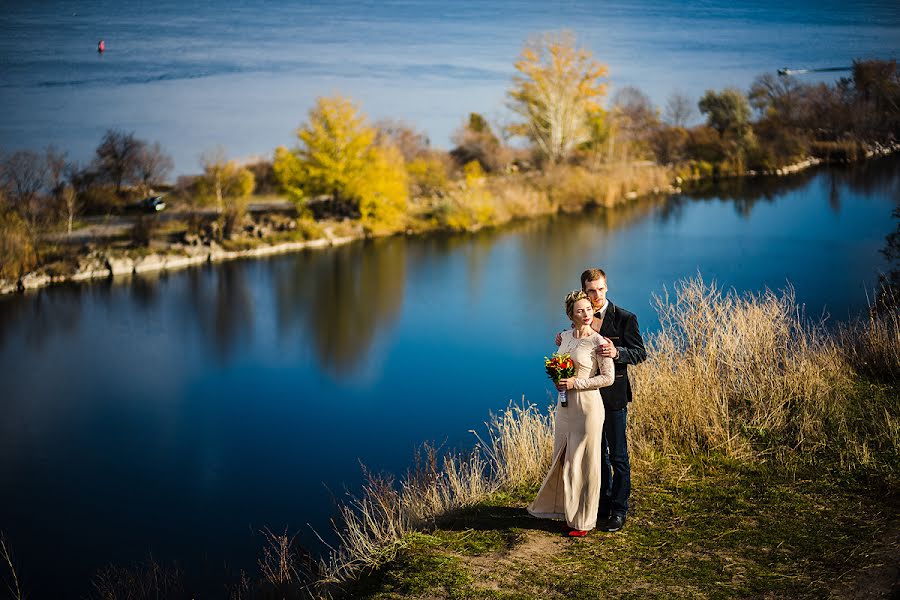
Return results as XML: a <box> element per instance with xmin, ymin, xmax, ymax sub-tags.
<box><xmin>1</xmin><ymin>0</ymin><xmax>899</xmax><ymax>172</ymax></box>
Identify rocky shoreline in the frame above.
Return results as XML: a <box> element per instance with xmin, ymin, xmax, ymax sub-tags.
<box><xmin>0</xmin><ymin>234</ymin><xmax>359</xmax><ymax>296</ymax></box>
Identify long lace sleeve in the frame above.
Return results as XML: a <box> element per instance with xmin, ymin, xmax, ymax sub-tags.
<box><xmin>573</xmin><ymin>353</ymin><xmax>615</xmax><ymax>390</ymax></box>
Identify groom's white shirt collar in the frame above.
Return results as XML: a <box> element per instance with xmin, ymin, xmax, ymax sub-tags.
<box><xmin>595</xmin><ymin>300</ymin><xmax>609</xmax><ymax>319</ymax></box>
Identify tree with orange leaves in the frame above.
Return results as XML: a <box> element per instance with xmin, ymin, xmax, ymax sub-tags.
<box><xmin>507</xmin><ymin>31</ymin><xmax>609</xmax><ymax>164</ymax></box>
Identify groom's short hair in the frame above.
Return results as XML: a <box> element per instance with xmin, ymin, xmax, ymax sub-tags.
<box><xmin>581</xmin><ymin>268</ymin><xmax>607</xmax><ymax>289</ymax></box>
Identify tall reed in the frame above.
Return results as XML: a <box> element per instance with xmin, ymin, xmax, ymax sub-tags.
<box><xmin>630</xmin><ymin>275</ymin><xmax>898</xmax><ymax>467</ymax></box>
<box><xmin>320</xmin><ymin>402</ymin><xmax>553</xmax><ymax>585</ymax></box>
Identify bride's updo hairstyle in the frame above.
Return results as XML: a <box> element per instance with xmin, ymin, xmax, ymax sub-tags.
<box><xmin>565</xmin><ymin>289</ymin><xmax>590</xmax><ymax>320</ymax></box>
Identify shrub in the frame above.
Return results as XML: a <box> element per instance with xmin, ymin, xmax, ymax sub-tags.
<box><xmin>0</xmin><ymin>210</ymin><xmax>37</xmax><ymax>280</ymax></box>
<box><xmin>406</xmin><ymin>154</ymin><xmax>450</xmax><ymax>198</ymax></box>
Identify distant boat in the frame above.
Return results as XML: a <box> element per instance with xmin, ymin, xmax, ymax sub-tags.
<box><xmin>777</xmin><ymin>66</ymin><xmax>851</xmax><ymax>76</ymax></box>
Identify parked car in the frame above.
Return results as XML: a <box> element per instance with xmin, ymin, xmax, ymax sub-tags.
<box><xmin>128</xmin><ymin>195</ymin><xmax>166</xmax><ymax>213</ymax></box>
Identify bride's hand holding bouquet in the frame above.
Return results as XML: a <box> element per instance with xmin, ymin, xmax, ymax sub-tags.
<box><xmin>545</xmin><ymin>353</ymin><xmax>576</xmax><ymax>407</ymax></box>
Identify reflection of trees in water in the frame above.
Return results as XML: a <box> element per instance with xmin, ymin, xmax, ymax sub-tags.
<box><xmin>826</xmin><ymin>154</ymin><xmax>900</xmax><ymax>204</ymax></box>
<box><xmin>0</xmin><ymin>281</ymin><xmax>105</xmax><ymax>351</ymax></box>
<box><xmin>678</xmin><ymin>169</ymin><xmax>818</xmax><ymax>217</ymax></box>
<box><xmin>183</xmin><ymin>262</ymin><xmax>254</xmax><ymax>361</ymax></box>
<box><xmin>274</xmin><ymin>238</ymin><xmax>406</xmax><ymax>375</ymax></box>
<box><xmin>511</xmin><ymin>203</ymin><xmax>665</xmax><ymax>307</ymax></box>
<box><xmin>130</xmin><ymin>273</ymin><xmax>161</xmax><ymax>311</ymax></box>
<box><xmin>404</xmin><ymin>231</ymin><xmax>496</xmax><ymax>300</ymax></box>
<box><xmin>675</xmin><ymin>154</ymin><xmax>900</xmax><ymax>220</ymax></box>
<box><xmin>879</xmin><ymin>205</ymin><xmax>900</xmax><ymax>295</ymax></box>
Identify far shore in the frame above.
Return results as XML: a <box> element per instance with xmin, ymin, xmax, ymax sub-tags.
<box><xmin>2</xmin><ymin>144</ymin><xmax>898</xmax><ymax>297</ymax></box>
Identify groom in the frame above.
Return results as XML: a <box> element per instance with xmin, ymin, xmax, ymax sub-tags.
<box><xmin>558</xmin><ymin>268</ymin><xmax>646</xmax><ymax>532</ymax></box>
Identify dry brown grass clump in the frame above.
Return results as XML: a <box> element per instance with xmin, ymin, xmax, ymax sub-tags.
<box><xmin>540</xmin><ymin>163</ymin><xmax>673</xmax><ymax>211</ymax></box>
<box><xmin>630</xmin><ymin>275</ymin><xmax>899</xmax><ymax>468</ymax></box>
<box><xmin>842</xmin><ymin>290</ymin><xmax>900</xmax><ymax>382</ymax></box>
<box><xmin>320</xmin><ymin>402</ymin><xmax>553</xmax><ymax>585</ymax></box>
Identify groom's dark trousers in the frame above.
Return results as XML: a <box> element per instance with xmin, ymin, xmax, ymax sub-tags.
<box><xmin>597</xmin><ymin>301</ymin><xmax>647</xmax><ymax>520</ymax></box>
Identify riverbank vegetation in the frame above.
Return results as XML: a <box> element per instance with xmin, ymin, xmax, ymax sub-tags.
<box><xmin>2</xmin><ymin>31</ymin><xmax>899</xmax><ymax>293</ymax></box>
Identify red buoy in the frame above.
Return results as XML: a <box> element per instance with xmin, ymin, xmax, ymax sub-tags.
<box><xmin>98</xmin><ymin>39</ymin><xmax>105</xmax><ymax>53</ymax></box>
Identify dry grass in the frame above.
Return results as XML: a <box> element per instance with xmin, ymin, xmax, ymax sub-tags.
<box><xmin>90</xmin><ymin>556</ymin><xmax>182</xmax><ymax>600</ymax></box>
<box><xmin>540</xmin><ymin>163</ymin><xmax>673</xmax><ymax>211</ymax></box>
<box><xmin>631</xmin><ymin>276</ymin><xmax>852</xmax><ymax>462</ymax></box>
<box><xmin>842</xmin><ymin>290</ymin><xmax>900</xmax><ymax>382</ymax></box>
<box><xmin>0</xmin><ymin>533</ymin><xmax>22</xmax><ymax>600</ymax></box>
<box><xmin>321</xmin><ymin>403</ymin><xmax>553</xmax><ymax>586</ymax></box>
<box><xmin>631</xmin><ymin>276</ymin><xmax>899</xmax><ymax>468</ymax></box>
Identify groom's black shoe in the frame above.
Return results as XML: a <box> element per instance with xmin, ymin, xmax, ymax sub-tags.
<box><xmin>601</xmin><ymin>514</ymin><xmax>626</xmax><ymax>533</ymax></box>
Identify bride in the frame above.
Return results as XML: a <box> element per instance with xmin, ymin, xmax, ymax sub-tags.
<box><xmin>527</xmin><ymin>290</ymin><xmax>615</xmax><ymax>536</ymax></box>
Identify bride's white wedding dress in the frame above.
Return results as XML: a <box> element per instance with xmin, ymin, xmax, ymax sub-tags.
<box><xmin>527</xmin><ymin>330</ymin><xmax>614</xmax><ymax>531</ymax></box>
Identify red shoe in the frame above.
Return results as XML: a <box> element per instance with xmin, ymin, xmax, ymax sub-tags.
<box><xmin>568</xmin><ymin>529</ymin><xmax>588</xmax><ymax>537</ymax></box>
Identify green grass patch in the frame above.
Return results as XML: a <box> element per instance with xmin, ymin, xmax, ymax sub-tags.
<box><xmin>343</xmin><ymin>453</ymin><xmax>897</xmax><ymax>599</ymax></box>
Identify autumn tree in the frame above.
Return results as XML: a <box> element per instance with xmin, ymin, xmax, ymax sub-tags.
<box><xmin>507</xmin><ymin>31</ymin><xmax>608</xmax><ymax>164</ymax></box>
<box><xmin>698</xmin><ymin>88</ymin><xmax>752</xmax><ymax>137</ymax></box>
<box><xmin>450</xmin><ymin>113</ymin><xmax>506</xmax><ymax>172</ymax></box>
<box><xmin>0</xmin><ymin>208</ymin><xmax>36</xmax><ymax>280</ymax></box>
<box><xmin>273</xmin><ymin>95</ymin><xmax>408</xmax><ymax>233</ymax></box>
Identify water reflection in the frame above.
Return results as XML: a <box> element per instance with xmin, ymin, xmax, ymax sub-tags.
<box><xmin>829</xmin><ymin>155</ymin><xmax>900</xmax><ymax>202</ymax></box>
<box><xmin>182</xmin><ymin>262</ymin><xmax>255</xmax><ymax>361</ymax></box>
<box><xmin>0</xmin><ymin>283</ymin><xmax>89</xmax><ymax>351</ymax></box>
<box><xmin>880</xmin><ymin>206</ymin><xmax>900</xmax><ymax>293</ymax></box>
<box><xmin>678</xmin><ymin>168</ymin><xmax>818</xmax><ymax>217</ymax></box>
<box><xmin>274</xmin><ymin>238</ymin><xmax>406</xmax><ymax>375</ymax></box>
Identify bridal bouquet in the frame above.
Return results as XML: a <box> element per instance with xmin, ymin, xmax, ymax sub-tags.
<box><xmin>545</xmin><ymin>353</ymin><xmax>575</xmax><ymax>407</ymax></box>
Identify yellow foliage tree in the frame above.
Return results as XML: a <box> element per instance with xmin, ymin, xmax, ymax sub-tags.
<box><xmin>507</xmin><ymin>31</ymin><xmax>609</xmax><ymax>164</ymax></box>
<box><xmin>274</xmin><ymin>95</ymin><xmax>408</xmax><ymax>234</ymax></box>
<box><xmin>353</xmin><ymin>144</ymin><xmax>408</xmax><ymax>235</ymax></box>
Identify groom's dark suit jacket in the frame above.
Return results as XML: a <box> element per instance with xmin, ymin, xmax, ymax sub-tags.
<box><xmin>597</xmin><ymin>302</ymin><xmax>647</xmax><ymax>411</ymax></box>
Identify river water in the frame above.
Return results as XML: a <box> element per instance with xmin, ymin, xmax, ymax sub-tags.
<box><xmin>0</xmin><ymin>157</ymin><xmax>898</xmax><ymax>597</ymax></box>
<box><xmin>1</xmin><ymin>1</ymin><xmax>899</xmax><ymax>173</ymax></box>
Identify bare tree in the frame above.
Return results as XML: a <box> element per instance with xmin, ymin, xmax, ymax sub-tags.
<box><xmin>0</xmin><ymin>150</ymin><xmax>50</xmax><ymax>235</ymax></box>
<box><xmin>375</xmin><ymin>119</ymin><xmax>430</xmax><ymax>162</ymax></box>
<box><xmin>610</xmin><ymin>86</ymin><xmax>660</xmax><ymax>162</ymax></box>
<box><xmin>664</xmin><ymin>91</ymin><xmax>694</xmax><ymax>127</ymax></box>
<box><xmin>60</xmin><ymin>184</ymin><xmax>80</xmax><ymax>234</ymax></box>
<box><xmin>45</xmin><ymin>145</ymin><xmax>68</xmax><ymax>197</ymax></box>
<box><xmin>134</xmin><ymin>141</ymin><xmax>174</xmax><ymax>195</ymax></box>
<box><xmin>450</xmin><ymin>112</ymin><xmax>506</xmax><ymax>172</ymax></box>
<box><xmin>94</xmin><ymin>129</ymin><xmax>143</xmax><ymax>194</ymax></box>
